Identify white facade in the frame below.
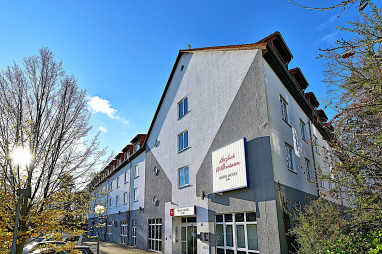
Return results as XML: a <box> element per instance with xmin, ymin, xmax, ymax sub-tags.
<box><xmin>88</xmin><ymin>32</ymin><xmax>334</xmax><ymax>254</ymax></box>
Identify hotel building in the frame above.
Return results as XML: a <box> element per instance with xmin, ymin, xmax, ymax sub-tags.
<box><xmin>88</xmin><ymin>31</ymin><xmax>333</xmax><ymax>254</ymax></box>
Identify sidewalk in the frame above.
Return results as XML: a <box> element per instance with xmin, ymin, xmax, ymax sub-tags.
<box><xmin>83</xmin><ymin>238</ymin><xmax>152</xmax><ymax>254</ymax></box>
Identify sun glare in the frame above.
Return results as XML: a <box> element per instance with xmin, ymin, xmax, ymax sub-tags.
<box><xmin>11</xmin><ymin>146</ymin><xmax>32</xmax><ymax>167</ymax></box>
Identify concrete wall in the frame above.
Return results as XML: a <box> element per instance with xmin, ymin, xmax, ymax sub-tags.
<box><xmin>130</xmin><ymin>152</ymin><xmax>146</xmax><ymax>211</ymax></box>
<box><xmin>143</xmin><ymin>149</ymin><xmax>173</xmax><ymax>252</ymax></box>
<box><xmin>145</xmin><ymin>49</ymin><xmax>261</xmax><ymax>254</ymax></box>
<box><xmin>263</xmin><ymin>59</ymin><xmax>319</xmax><ymax>196</ymax></box>
<box><xmin>194</xmin><ymin>50</ymin><xmax>281</xmax><ymax>254</ymax></box>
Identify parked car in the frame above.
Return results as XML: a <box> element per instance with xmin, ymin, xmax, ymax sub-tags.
<box><xmin>23</xmin><ymin>237</ymin><xmax>48</xmax><ymax>254</ymax></box>
<box><xmin>27</xmin><ymin>241</ymin><xmax>66</xmax><ymax>254</ymax></box>
<box><xmin>62</xmin><ymin>234</ymin><xmax>83</xmax><ymax>245</ymax></box>
<box><xmin>30</xmin><ymin>246</ymin><xmax>93</xmax><ymax>254</ymax></box>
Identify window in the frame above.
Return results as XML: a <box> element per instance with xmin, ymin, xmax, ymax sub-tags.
<box><xmin>134</xmin><ymin>142</ymin><xmax>140</xmax><ymax>152</ymax></box>
<box><xmin>120</xmin><ymin>220</ymin><xmax>128</xmax><ymax>244</ymax></box>
<box><xmin>148</xmin><ymin>218</ymin><xmax>162</xmax><ymax>252</ymax></box>
<box><xmin>280</xmin><ymin>97</ymin><xmax>288</xmax><ymax>123</ymax></box>
<box><xmin>178</xmin><ymin>166</ymin><xmax>189</xmax><ymax>188</ymax></box>
<box><xmin>116</xmin><ymin>195</ymin><xmax>119</xmax><ymax>207</ymax></box>
<box><xmin>132</xmin><ymin>220</ymin><xmax>137</xmax><ymax>245</ymax></box>
<box><xmin>285</xmin><ymin>143</ymin><xmax>295</xmax><ymax>172</ymax></box>
<box><xmin>216</xmin><ymin>212</ymin><xmax>259</xmax><ymax>253</ymax></box>
<box><xmin>124</xmin><ymin>192</ymin><xmax>128</xmax><ymax>204</ymax></box>
<box><xmin>134</xmin><ymin>165</ymin><xmax>139</xmax><ymax>178</ymax></box>
<box><xmin>178</xmin><ymin>130</ymin><xmax>189</xmax><ymax>152</ymax></box>
<box><xmin>178</xmin><ymin>97</ymin><xmax>188</xmax><ymax>119</ymax></box>
<box><xmin>300</xmin><ymin>120</ymin><xmax>307</xmax><ymax>140</ymax></box>
<box><xmin>109</xmin><ymin>181</ymin><xmax>113</xmax><ymax>191</ymax></box>
<box><xmin>306</xmin><ymin>159</ymin><xmax>312</xmax><ymax>182</ymax></box>
<box><xmin>133</xmin><ymin>188</ymin><xmax>138</xmax><ymax>201</ymax></box>
<box><xmin>124</xmin><ymin>171</ymin><xmax>128</xmax><ymax>183</ymax></box>
<box><xmin>107</xmin><ymin>221</ymin><xmax>113</xmax><ymax>240</ymax></box>
<box><xmin>117</xmin><ymin>177</ymin><xmax>120</xmax><ymax>188</ymax></box>
<box><xmin>313</xmin><ymin>135</ymin><xmax>320</xmax><ymax>154</ymax></box>
<box><xmin>109</xmin><ymin>198</ymin><xmax>112</xmax><ymax>208</ymax></box>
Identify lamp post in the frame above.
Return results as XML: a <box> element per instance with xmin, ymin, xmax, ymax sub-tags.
<box><xmin>94</xmin><ymin>205</ymin><xmax>105</xmax><ymax>254</ymax></box>
<box><xmin>10</xmin><ymin>147</ymin><xmax>33</xmax><ymax>254</ymax></box>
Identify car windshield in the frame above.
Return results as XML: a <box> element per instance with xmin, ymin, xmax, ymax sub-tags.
<box><xmin>32</xmin><ymin>242</ymin><xmax>66</xmax><ymax>251</ymax></box>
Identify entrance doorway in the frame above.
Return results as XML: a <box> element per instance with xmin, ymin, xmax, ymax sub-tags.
<box><xmin>181</xmin><ymin>217</ymin><xmax>197</xmax><ymax>254</ymax></box>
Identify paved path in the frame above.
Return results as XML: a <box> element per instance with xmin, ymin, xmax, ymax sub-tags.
<box><xmin>83</xmin><ymin>238</ymin><xmax>152</xmax><ymax>254</ymax></box>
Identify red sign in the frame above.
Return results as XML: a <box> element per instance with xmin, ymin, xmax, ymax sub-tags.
<box><xmin>170</xmin><ymin>209</ymin><xmax>174</xmax><ymax>216</ymax></box>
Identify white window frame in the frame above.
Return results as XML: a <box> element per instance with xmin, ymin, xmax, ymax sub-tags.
<box><xmin>110</xmin><ymin>181</ymin><xmax>113</xmax><ymax>191</ymax></box>
<box><xmin>124</xmin><ymin>192</ymin><xmax>128</xmax><ymax>204</ymax></box>
<box><xmin>285</xmin><ymin>143</ymin><xmax>296</xmax><ymax>173</ymax></box>
<box><xmin>133</xmin><ymin>188</ymin><xmax>138</xmax><ymax>202</ymax></box>
<box><xmin>107</xmin><ymin>221</ymin><xmax>113</xmax><ymax>236</ymax></box>
<box><xmin>109</xmin><ymin>197</ymin><xmax>112</xmax><ymax>208</ymax></box>
<box><xmin>313</xmin><ymin>135</ymin><xmax>320</xmax><ymax>154</ymax></box>
<box><xmin>120</xmin><ymin>220</ymin><xmax>128</xmax><ymax>244</ymax></box>
<box><xmin>178</xmin><ymin>97</ymin><xmax>188</xmax><ymax>119</ymax></box>
<box><xmin>216</xmin><ymin>212</ymin><xmax>259</xmax><ymax>253</ymax></box>
<box><xmin>116</xmin><ymin>195</ymin><xmax>119</xmax><ymax>207</ymax></box>
<box><xmin>178</xmin><ymin>166</ymin><xmax>189</xmax><ymax>188</ymax></box>
<box><xmin>300</xmin><ymin>119</ymin><xmax>307</xmax><ymax>140</ymax></box>
<box><xmin>117</xmin><ymin>177</ymin><xmax>120</xmax><ymax>188</ymax></box>
<box><xmin>280</xmin><ymin>96</ymin><xmax>289</xmax><ymax>123</ymax></box>
<box><xmin>134</xmin><ymin>165</ymin><xmax>139</xmax><ymax>178</ymax></box>
<box><xmin>124</xmin><ymin>171</ymin><xmax>129</xmax><ymax>183</ymax></box>
<box><xmin>132</xmin><ymin>219</ymin><xmax>137</xmax><ymax>246</ymax></box>
<box><xmin>178</xmin><ymin>130</ymin><xmax>189</xmax><ymax>152</ymax></box>
<box><xmin>148</xmin><ymin>218</ymin><xmax>162</xmax><ymax>252</ymax></box>
<box><xmin>306</xmin><ymin>158</ymin><xmax>312</xmax><ymax>182</ymax></box>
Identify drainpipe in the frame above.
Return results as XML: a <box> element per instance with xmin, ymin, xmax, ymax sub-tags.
<box><xmin>128</xmin><ymin>161</ymin><xmax>132</xmax><ymax>245</ymax></box>
<box><xmin>308</xmin><ymin>118</ymin><xmax>320</xmax><ymax>197</ymax></box>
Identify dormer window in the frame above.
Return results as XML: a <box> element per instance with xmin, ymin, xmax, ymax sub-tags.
<box><xmin>135</xmin><ymin>142</ymin><xmax>140</xmax><ymax>152</ymax></box>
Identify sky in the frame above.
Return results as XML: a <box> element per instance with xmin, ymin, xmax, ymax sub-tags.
<box><xmin>0</xmin><ymin>0</ymin><xmax>359</xmax><ymax>168</ymax></box>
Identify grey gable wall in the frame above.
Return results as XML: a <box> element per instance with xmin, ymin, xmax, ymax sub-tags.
<box><xmin>143</xmin><ymin>148</ymin><xmax>172</xmax><ymax>252</ymax></box>
<box><xmin>195</xmin><ymin>50</ymin><xmax>282</xmax><ymax>254</ymax></box>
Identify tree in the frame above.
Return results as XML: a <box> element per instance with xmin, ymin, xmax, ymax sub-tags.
<box><xmin>287</xmin><ymin>0</ymin><xmax>374</xmax><ymax>12</ymax></box>
<box><xmin>0</xmin><ymin>48</ymin><xmax>106</xmax><ymax>253</ymax></box>
<box><xmin>290</xmin><ymin>4</ymin><xmax>382</xmax><ymax>254</ymax></box>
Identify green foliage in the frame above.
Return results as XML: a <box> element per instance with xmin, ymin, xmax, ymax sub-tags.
<box><xmin>291</xmin><ymin>4</ymin><xmax>382</xmax><ymax>254</ymax></box>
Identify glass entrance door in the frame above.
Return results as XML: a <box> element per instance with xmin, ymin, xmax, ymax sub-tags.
<box><xmin>181</xmin><ymin>225</ymin><xmax>197</xmax><ymax>254</ymax></box>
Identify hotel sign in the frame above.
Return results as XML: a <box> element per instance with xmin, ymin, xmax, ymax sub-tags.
<box><xmin>170</xmin><ymin>206</ymin><xmax>196</xmax><ymax>217</ymax></box>
<box><xmin>212</xmin><ymin>138</ymin><xmax>248</xmax><ymax>193</ymax></box>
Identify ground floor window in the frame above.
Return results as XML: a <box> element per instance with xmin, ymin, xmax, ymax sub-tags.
<box><xmin>121</xmin><ymin>220</ymin><xmax>129</xmax><ymax>244</ymax></box>
<box><xmin>132</xmin><ymin>219</ymin><xmax>137</xmax><ymax>246</ymax></box>
<box><xmin>107</xmin><ymin>221</ymin><xmax>113</xmax><ymax>240</ymax></box>
<box><xmin>216</xmin><ymin>212</ymin><xmax>259</xmax><ymax>254</ymax></box>
<box><xmin>148</xmin><ymin>218</ymin><xmax>162</xmax><ymax>252</ymax></box>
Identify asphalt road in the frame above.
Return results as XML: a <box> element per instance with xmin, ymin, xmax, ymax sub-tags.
<box><xmin>83</xmin><ymin>238</ymin><xmax>152</xmax><ymax>254</ymax></box>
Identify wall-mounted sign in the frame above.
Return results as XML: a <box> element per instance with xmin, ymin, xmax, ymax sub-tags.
<box><xmin>212</xmin><ymin>138</ymin><xmax>248</xmax><ymax>193</ymax></box>
<box><xmin>170</xmin><ymin>206</ymin><xmax>196</xmax><ymax>217</ymax></box>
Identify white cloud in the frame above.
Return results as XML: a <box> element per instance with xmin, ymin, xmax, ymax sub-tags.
<box><xmin>321</xmin><ymin>31</ymin><xmax>338</xmax><ymax>43</ymax></box>
<box><xmin>99</xmin><ymin>126</ymin><xmax>108</xmax><ymax>132</ymax></box>
<box><xmin>89</xmin><ymin>96</ymin><xmax>118</xmax><ymax>118</ymax></box>
<box><xmin>88</xmin><ymin>96</ymin><xmax>128</xmax><ymax>124</ymax></box>
<box><xmin>316</xmin><ymin>15</ymin><xmax>338</xmax><ymax>31</ymax></box>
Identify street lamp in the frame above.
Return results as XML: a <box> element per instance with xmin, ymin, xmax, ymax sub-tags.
<box><xmin>94</xmin><ymin>205</ymin><xmax>105</xmax><ymax>254</ymax></box>
<box><xmin>10</xmin><ymin>146</ymin><xmax>33</xmax><ymax>254</ymax></box>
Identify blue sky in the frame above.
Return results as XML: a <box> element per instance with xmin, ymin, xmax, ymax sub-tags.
<box><xmin>0</xmin><ymin>0</ymin><xmax>357</xmax><ymax>165</ymax></box>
